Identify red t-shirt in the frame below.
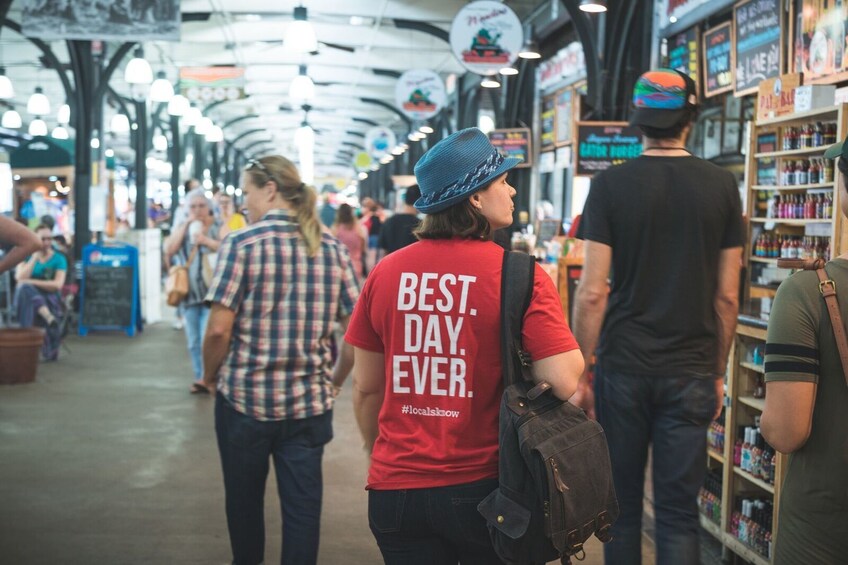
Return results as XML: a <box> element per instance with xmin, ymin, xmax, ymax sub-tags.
<box><xmin>345</xmin><ymin>239</ymin><xmax>579</xmax><ymax>490</ymax></box>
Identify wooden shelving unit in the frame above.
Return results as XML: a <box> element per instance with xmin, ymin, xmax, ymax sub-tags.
<box><xmin>708</xmin><ymin>104</ymin><xmax>848</xmax><ymax>564</ymax></box>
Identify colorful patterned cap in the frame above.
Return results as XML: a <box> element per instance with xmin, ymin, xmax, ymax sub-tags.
<box><xmin>629</xmin><ymin>69</ymin><xmax>698</xmax><ymax>129</ymax></box>
<box><xmin>414</xmin><ymin>128</ymin><xmax>522</xmax><ymax>214</ymax></box>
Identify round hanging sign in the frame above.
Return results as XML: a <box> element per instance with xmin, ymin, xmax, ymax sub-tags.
<box><xmin>353</xmin><ymin>151</ymin><xmax>372</xmax><ymax>172</ymax></box>
<box><xmin>395</xmin><ymin>69</ymin><xmax>447</xmax><ymax>121</ymax></box>
<box><xmin>364</xmin><ymin>127</ymin><xmax>397</xmax><ymax>160</ymax></box>
<box><xmin>449</xmin><ymin>1</ymin><xmax>523</xmax><ymax>76</ymax></box>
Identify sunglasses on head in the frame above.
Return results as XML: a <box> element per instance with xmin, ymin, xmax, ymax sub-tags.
<box><xmin>245</xmin><ymin>159</ymin><xmax>269</xmax><ymax>174</ymax></box>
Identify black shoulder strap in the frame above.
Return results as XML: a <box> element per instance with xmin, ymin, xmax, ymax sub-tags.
<box><xmin>500</xmin><ymin>250</ymin><xmax>536</xmax><ymax>387</ymax></box>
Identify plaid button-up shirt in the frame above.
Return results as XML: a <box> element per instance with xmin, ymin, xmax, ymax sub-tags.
<box><xmin>206</xmin><ymin>209</ymin><xmax>360</xmax><ymax>421</ymax></box>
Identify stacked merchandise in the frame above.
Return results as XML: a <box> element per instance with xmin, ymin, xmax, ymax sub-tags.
<box><xmin>698</xmin><ymin>468</ymin><xmax>723</xmax><ymax>526</ymax></box>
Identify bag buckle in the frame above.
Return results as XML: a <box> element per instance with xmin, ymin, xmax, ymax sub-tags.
<box><xmin>820</xmin><ymin>279</ymin><xmax>836</xmax><ymax>295</ymax></box>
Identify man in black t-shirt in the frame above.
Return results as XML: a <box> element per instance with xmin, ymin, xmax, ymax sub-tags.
<box><xmin>377</xmin><ymin>185</ymin><xmax>421</xmax><ymax>259</ymax></box>
<box><xmin>573</xmin><ymin>69</ymin><xmax>743</xmax><ymax>564</ymax></box>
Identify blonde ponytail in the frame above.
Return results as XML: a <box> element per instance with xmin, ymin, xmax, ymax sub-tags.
<box><xmin>243</xmin><ymin>155</ymin><xmax>324</xmax><ymax>257</ymax></box>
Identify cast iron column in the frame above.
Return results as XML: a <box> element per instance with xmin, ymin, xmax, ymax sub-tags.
<box><xmin>134</xmin><ymin>99</ymin><xmax>148</xmax><ymax>229</ymax></box>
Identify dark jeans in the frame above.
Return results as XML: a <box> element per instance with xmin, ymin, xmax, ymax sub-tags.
<box><xmin>369</xmin><ymin>478</ymin><xmax>503</xmax><ymax>565</ymax></box>
<box><xmin>215</xmin><ymin>393</ymin><xmax>333</xmax><ymax>565</ymax></box>
<box><xmin>594</xmin><ymin>368</ymin><xmax>715</xmax><ymax>565</ymax></box>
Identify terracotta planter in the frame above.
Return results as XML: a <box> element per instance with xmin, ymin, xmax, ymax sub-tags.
<box><xmin>0</xmin><ymin>328</ymin><xmax>45</xmax><ymax>384</ymax></box>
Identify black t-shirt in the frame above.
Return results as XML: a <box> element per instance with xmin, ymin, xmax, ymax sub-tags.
<box><xmin>377</xmin><ymin>213</ymin><xmax>420</xmax><ymax>254</ymax></box>
<box><xmin>581</xmin><ymin>155</ymin><xmax>744</xmax><ymax>376</ymax></box>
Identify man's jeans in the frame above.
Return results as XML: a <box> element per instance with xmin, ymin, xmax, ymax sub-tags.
<box><xmin>215</xmin><ymin>394</ymin><xmax>333</xmax><ymax>565</ymax></box>
<box><xmin>369</xmin><ymin>478</ymin><xmax>503</xmax><ymax>565</ymax></box>
<box><xmin>182</xmin><ymin>304</ymin><xmax>209</xmax><ymax>381</ymax></box>
<box><xmin>594</xmin><ymin>368</ymin><xmax>716</xmax><ymax>565</ymax></box>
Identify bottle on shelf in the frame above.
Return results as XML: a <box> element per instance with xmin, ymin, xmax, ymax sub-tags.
<box><xmin>813</xmin><ymin>122</ymin><xmax>824</xmax><ymax>147</ymax></box>
<box><xmin>734</xmin><ymin>427</ymin><xmax>743</xmax><ymax>466</ymax></box>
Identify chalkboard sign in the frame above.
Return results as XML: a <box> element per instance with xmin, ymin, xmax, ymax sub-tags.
<box><xmin>536</xmin><ymin>218</ymin><xmax>561</xmax><ymax>245</ymax></box>
<box><xmin>79</xmin><ymin>243</ymin><xmax>140</xmax><ymax>337</ymax></box>
<box><xmin>488</xmin><ymin>128</ymin><xmax>532</xmax><ymax>168</ymax></box>
<box><xmin>703</xmin><ymin>22</ymin><xmax>734</xmax><ymax>97</ymax></box>
<box><xmin>575</xmin><ymin>122</ymin><xmax>643</xmax><ymax>176</ymax></box>
<box><xmin>734</xmin><ymin>0</ymin><xmax>782</xmax><ymax>96</ymax></box>
<box><xmin>541</xmin><ymin>94</ymin><xmax>556</xmax><ymax>150</ymax></box>
<box><xmin>668</xmin><ymin>26</ymin><xmax>699</xmax><ymax>85</ymax></box>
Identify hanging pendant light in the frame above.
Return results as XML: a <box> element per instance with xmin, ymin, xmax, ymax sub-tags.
<box><xmin>167</xmin><ymin>94</ymin><xmax>190</xmax><ymax>116</ymax></box>
<box><xmin>124</xmin><ymin>47</ymin><xmax>153</xmax><ymax>85</ymax></box>
<box><xmin>579</xmin><ymin>0</ymin><xmax>607</xmax><ymax>13</ymax></box>
<box><xmin>0</xmin><ymin>68</ymin><xmax>14</xmax><ymax>99</ymax></box>
<box><xmin>2</xmin><ymin>109</ymin><xmax>21</xmax><ymax>128</ymax></box>
<box><xmin>182</xmin><ymin>106</ymin><xmax>202</xmax><ymax>127</ymax></box>
<box><xmin>152</xmin><ymin>133</ymin><xmax>169</xmax><ymax>152</ymax></box>
<box><xmin>518</xmin><ymin>38</ymin><xmax>541</xmax><ymax>60</ymax></box>
<box><xmin>283</xmin><ymin>5</ymin><xmax>319</xmax><ymax>53</ymax></box>
<box><xmin>205</xmin><ymin>125</ymin><xmax>224</xmax><ymax>142</ymax></box>
<box><xmin>57</xmin><ymin>103</ymin><xmax>70</xmax><ymax>125</ymax></box>
<box><xmin>51</xmin><ymin>126</ymin><xmax>69</xmax><ymax>140</ymax></box>
<box><xmin>195</xmin><ymin>116</ymin><xmax>213</xmax><ymax>136</ymax></box>
<box><xmin>28</xmin><ymin>118</ymin><xmax>47</xmax><ymax>136</ymax></box>
<box><xmin>27</xmin><ymin>87</ymin><xmax>50</xmax><ymax>115</ymax></box>
<box><xmin>481</xmin><ymin>77</ymin><xmax>501</xmax><ymax>88</ymax></box>
<box><xmin>110</xmin><ymin>113</ymin><xmax>130</xmax><ymax>134</ymax></box>
<box><xmin>149</xmin><ymin>71</ymin><xmax>174</xmax><ymax>102</ymax></box>
<box><xmin>289</xmin><ymin>65</ymin><xmax>315</xmax><ymax>105</ymax></box>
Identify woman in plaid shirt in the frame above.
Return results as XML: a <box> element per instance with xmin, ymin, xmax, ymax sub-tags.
<box><xmin>202</xmin><ymin>156</ymin><xmax>360</xmax><ymax>565</ymax></box>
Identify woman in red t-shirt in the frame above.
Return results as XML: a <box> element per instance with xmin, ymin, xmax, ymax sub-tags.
<box><xmin>345</xmin><ymin>128</ymin><xmax>584</xmax><ymax>564</ymax></box>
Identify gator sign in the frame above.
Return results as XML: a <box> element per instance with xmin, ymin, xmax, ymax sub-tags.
<box><xmin>395</xmin><ymin>70</ymin><xmax>446</xmax><ymax>121</ymax></box>
<box><xmin>450</xmin><ymin>1</ymin><xmax>522</xmax><ymax>76</ymax></box>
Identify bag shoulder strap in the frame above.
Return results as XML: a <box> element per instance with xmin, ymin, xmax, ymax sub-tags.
<box><xmin>185</xmin><ymin>244</ymin><xmax>199</xmax><ymax>268</ymax></box>
<box><xmin>778</xmin><ymin>258</ymin><xmax>848</xmax><ymax>387</ymax></box>
<box><xmin>814</xmin><ymin>267</ymin><xmax>848</xmax><ymax>387</ymax></box>
<box><xmin>500</xmin><ymin>250</ymin><xmax>535</xmax><ymax>387</ymax></box>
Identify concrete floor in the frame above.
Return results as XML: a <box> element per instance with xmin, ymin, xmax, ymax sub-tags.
<box><xmin>0</xmin><ymin>319</ymin><xmax>663</xmax><ymax>564</ymax></box>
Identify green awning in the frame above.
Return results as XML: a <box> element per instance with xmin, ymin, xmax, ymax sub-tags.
<box><xmin>11</xmin><ymin>136</ymin><xmax>74</xmax><ymax>169</ymax></box>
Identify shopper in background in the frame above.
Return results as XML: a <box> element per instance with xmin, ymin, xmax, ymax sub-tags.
<box><xmin>332</xmin><ymin>203</ymin><xmax>366</xmax><ymax>280</ymax></box>
<box><xmin>167</xmin><ymin>179</ymin><xmax>202</xmax><ymax>332</ymax></box>
<box><xmin>346</xmin><ymin>127</ymin><xmax>583</xmax><ymax>564</ymax></box>
<box><xmin>377</xmin><ymin>184</ymin><xmax>421</xmax><ymax>260</ymax></box>
<box><xmin>202</xmin><ymin>155</ymin><xmax>359</xmax><ymax>565</ymax></box>
<box><xmin>0</xmin><ymin>215</ymin><xmax>41</xmax><ymax>275</ymax></box>
<box><xmin>217</xmin><ymin>193</ymin><xmax>247</xmax><ymax>239</ymax></box>
<box><xmin>760</xmin><ymin>137</ymin><xmax>848</xmax><ymax>565</ymax></box>
<box><xmin>14</xmin><ymin>223</ymin><xmax>68</xmax><ymax>360</ymax></box>
<box><xmin>573</xmin><ymin>69</ymin><xmax>743</xmax><ymax>565</ymax></box>
<box><xmin>165</xmin><ymin>188</ymin><xmax>222</xmax><ymax>394</ymax></box>
<box><xmin>319</xmin><ymin>193</ymin><xmax>336</xmax><ymax>228</ymax></box>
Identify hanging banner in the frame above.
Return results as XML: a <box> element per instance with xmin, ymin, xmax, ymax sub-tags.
<box><xmin>703</xmin><ymin>22</ymin><xmax>734</xmax><ymax>97</ymax></box>
<box><xmin>734</xmin><ymin>0</ymin><xmax>782</xmax><ymax>96</ymax></box>
<box><xmin>22</xmin><ymin>0</ymin><xmax>180</xmax><ymax>41</ymax></box>
<box><xmin>667</xmin><ymin>26</ymin><xmax>700</xmax><ymax>85</ymax></box>
<box><xmin>449</xmin><ymin>1</ymin><xmax>523</xmax><ymax>76</ymax></box>
<box><xmin>395</xmin><ymin>70</ymin><xmax>447</xmax><ymax>121</ymax></box>
<box><xmin>541</xmin><ymin>94</ymin><xmax>557</xmax><ymax>151</ymax></box>
<box><xmin>538</xmin><ymin>42</ymin><xmax>587</xmax><ymax>91</ymax></box>
<box><xmin>364</xmin><ymin>127</ymin><xmax>397</xmax><ymax>160</ymax></box>
<box><xmin>555</xmin><ymin>87</ymin><xmax>576</xmax><ymax>146</ymax></box>
<box><xmin>575</xmin><ymin>122</ymin><xmax>643</xmax><ymax>177</ymax></box>
<box><xmin>180</xmin><ymin>67</ymin><xmax>245</xmax><ymax>103</ymax></box>
<box><xmin>793</xmin><ymin>0</ymin><xmax>848</xmax><ymax>84</ymax></box>
<box><xmin>488</xmin><ymin>128</ymin><xmax>532</xmax><ymax>167</ymax></box>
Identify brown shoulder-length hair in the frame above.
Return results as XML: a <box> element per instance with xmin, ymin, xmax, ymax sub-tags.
<box><xmin>414</xmin><ymin>198</ymin><xmax>492</xmax><ymax>241</ymax></box>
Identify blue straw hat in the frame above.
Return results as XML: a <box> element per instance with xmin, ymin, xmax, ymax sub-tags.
<box><xmin>414</xmin><ymin>127</ymin><xmax>522</xmax><ymax>214</ymax></box>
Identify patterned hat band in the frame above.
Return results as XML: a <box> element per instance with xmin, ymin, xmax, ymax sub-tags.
<box><xmin>416</xmin><ymin>149</ymin><xmax>504</xmax><ymax>207</ymax></box>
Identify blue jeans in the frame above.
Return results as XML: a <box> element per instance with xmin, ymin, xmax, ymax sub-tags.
<box><xmin>594</xmin><ymin>368</ymin><xmax>715</xmax><ymax>565</ymax></box>
<box><xmin>215</xmin><ymin>394</ymin><xmax>333</xmax><ymax>565</ymax></box>
<box><xmin>182</xmin><ymin>304</ymin><xmax>209</xmax><ymax>381</ymax></box>
<box><xmin>369</xmin><ymin>478</ymin><xmax>503</xmax><ymax>565</ymax></box>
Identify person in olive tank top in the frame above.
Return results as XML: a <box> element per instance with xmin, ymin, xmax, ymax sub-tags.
<box><xmin>761</xmin><ymin>137</ymin><xmax>848</xmax><ymax>565</ymax></box>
